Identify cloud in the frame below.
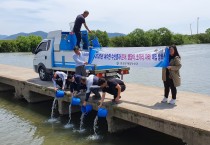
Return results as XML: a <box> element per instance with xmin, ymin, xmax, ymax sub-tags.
<box><xmin>0</xmin><ymin>0</ymin><xmax>210</xmax><ymax>35</ymax></box>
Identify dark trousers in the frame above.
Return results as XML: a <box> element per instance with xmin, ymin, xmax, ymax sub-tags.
<box><xmin>163</xmin><ymin>79</ymin><xmax>177</xmax><ymax>99</ymax></box>
<box><xmin>70</xmin><ymin>82</ymin><xmax>80</xmax><ymax>92</ymax></box>
<box><xmin>75</xmin><ymin>32</ymin><xmax>81</xmax><ymax>48</ymax></box>
<box><xmin>56</xmin><ymin>80</ymin><xmax>70</xmax><ymax>89</ymax></box>
<box><xmin>90</xmin><ymin>87</ymin><xmax>101</xmax><ymax>98</ymax></box>
<box><xmin>85</xmin><ymin>87</ymin><xmax>101</xmax><ymax>101</ymax></box>
<box><xmin>106</xmin><ymin>85</ymin><xmax>126</xmax><ymax>99</ymax></box>
<box><xmin>70</xmin><ymin>82</ymin><xmax>86</xmax><ymax>93</ymax></box>
<box><xmin>75</xmin><ymin>65</ymin><xmax>86</xmax><ymax>76</ymax></box>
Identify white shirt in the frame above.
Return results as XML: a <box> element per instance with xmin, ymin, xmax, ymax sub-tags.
<box><xmin>86</xmin><ymin>74</ymin><xmax>100</xmax><ymax>93</ymax></box>
<box><xmin>73</xmin><ymin>51</ymin><xmax>88</xmax><ymax>67</ymax></box>
<box><xmin>52</xmin><ymin>71</ymin><xmax>67</xmax><ymax>88</ymax></box>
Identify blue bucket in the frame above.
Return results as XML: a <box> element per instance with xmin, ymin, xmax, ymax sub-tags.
<box><xmin>92</xmin><ymin>37</ymin><xmax>100</xmax><ymax>48</ymax></box>
<box><xmin>55</xmin><ymin>90</ymin><xmax>65</xmax><ymax>98</ymax></box>
<box><xmin>81</xmin><ymin>104</ymin><xmax>93</xmax><ymax>113</ymax></box>
<box><xmin>71</xmin><ymin>97</ymin><xmax>81</xmax><ymax>106</ymax></box>
<box><xmin>97</xmin><ymin>108</ymin><xmax>108</xmax><ymax>118</ymax></box>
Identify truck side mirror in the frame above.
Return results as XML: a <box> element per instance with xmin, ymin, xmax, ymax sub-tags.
<box><xmin>32</xmin><ymin>47</ymin><xmax>36</xmax><ymax>54</ymax></box>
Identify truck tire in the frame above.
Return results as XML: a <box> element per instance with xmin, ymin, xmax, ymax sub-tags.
<box><xmin>38</xmin><ymin>67</ymin><xmax>48</xmax><ymax>81</ymax></box>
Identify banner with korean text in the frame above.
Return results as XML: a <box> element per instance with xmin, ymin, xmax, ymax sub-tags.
<box><xmin>88</xmin><ymin>47</ymin><xmax>169</xmax><ymax>68</ymax></box>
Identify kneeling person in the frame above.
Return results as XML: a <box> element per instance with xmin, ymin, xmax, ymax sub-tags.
<box><xmin>98</xmin><ymin>78</ymin><xmax>126</xmax><ymax>107</ymax></box>
<box><xmin>52</xmin><ymin>71</ymin><xmax>69</xmax><ymax>91</ymax></box>
<box><xmin>81</xmin><ymin>74</ymin><xmax>101</xmax><ymax>106</ymax></box>
<box><xmin>67</xmin><ymin>74</ymin><xmax>85</xmax><ymax>96</ymax></box>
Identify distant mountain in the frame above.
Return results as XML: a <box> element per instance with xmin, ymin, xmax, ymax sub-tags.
<box><xmin>107</xmin><ymin>32</ymin><xmax>126</xmax><ymax>38</ymax></box>
<box><xmin>2</xmin><ymin>31</ymin><xmax>47</xmax><ymax>40</ymax></box>
<box><xmin>0</xmin><ymin>35</ymin><xmax>8</xmax><ymax>39</ymax></box>
<box><xmin>1</xmin><ymin>31</ymin><xmax>125</xmax><ymax>40</ymax></box>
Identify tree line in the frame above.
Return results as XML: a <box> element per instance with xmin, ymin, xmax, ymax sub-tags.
<box><xmin>0</xmin><ymin>28</ymin><xmax>210</xmax><ymax>52</ymax></box>
<box><xmin>0</xmin><ymin>35</ymin><xmax>42</xmax><ymax>52</ymax></box>
<box><xmin>108</xmin><ymin>27</ymin><xmax>210</xmax><ymax>47</ymax></box>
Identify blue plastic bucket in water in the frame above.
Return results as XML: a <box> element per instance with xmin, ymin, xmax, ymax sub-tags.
<box><xmin>71</xmin><ymin>97</ymin><xmax>81</xmax><ymax>106</ymax></box>
<box><xmin>55</xmin><ymin>90</ymin><xmax>65</xmax><ymax>98</ymax></box>
<box><xmin>81</xmin><ymin>104</ymin><xmax>93</xmax><ymax>113</ymax></box>
<box><xmin>97</xmin><ymin>108</ymin><xmax>108</xmax><ymax>118</ymax></box>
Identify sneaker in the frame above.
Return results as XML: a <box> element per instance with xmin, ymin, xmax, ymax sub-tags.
<box><xmin>161</xmin><ymin>97</ymin><xmax>168</xmax><ymax>103</ymax></box>
<box><xmin>111</xmin><ymin>99</ymin><xmax>121</xmax><ymax>105</ymax></box>
<box><xmin>169</xmin><ymin>99</ymin><xmax>176</xmax><ymax>105</ymax></box>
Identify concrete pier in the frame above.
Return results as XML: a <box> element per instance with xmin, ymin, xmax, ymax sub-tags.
<box><xmin>0</xmin><ymin>64</ymin><xmax>210</xmax><ymax>145</ymax></box>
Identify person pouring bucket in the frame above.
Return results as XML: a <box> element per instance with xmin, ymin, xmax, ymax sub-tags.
<box><xmin>98</xmin><ymin>78</ymin><xmax>126</xmax><ymax>107</ymax></box>
<box><xmin>52</xmin><ymin>71</ymin><xmax>70</xmax><ymax>91</ymax></box>
<box><xmin>81</xmin><ymin>74</ymin><xmax>101</xmax><ymax>106</ymax></box>
<box><xmin>73</xmin><ymin>47</ymin><xmax>88</xmax><ymax>76</ymax></box>
<box><xmin>67</xmin><ymin>74</ymin><xmax>86</xmax><ymax>96</ymax></box>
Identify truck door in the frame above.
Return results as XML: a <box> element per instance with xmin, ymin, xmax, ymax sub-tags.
<box><xmin>33</xmin><ymin>41</ymin><xmax>49</xmax><ymax>68</ymax></box>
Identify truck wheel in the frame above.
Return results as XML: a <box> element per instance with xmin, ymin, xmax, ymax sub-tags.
<box><xmin>38</xmin><ymin>67</ymin><xmax>48</xmax><ymax>81</ymax></box>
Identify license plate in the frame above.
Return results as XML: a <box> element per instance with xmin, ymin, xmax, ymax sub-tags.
<box><xmin>106</xmin><ymin>72</ymin><xmax>117</xmax><ymax>76</ymax></box>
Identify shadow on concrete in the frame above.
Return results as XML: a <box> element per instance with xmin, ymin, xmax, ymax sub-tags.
<box><xmin>106</xmin><ymin>98</ymin><xmax>176</xmax><ymax>110</ymax></box>
<box><xmin>27</xmin><ymin>78</ymin><xmax>53</xmax><ymax>87</ymax></box>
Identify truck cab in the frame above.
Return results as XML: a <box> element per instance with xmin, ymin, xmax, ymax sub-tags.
<box><xmin>33</xmin><ymin>39</ymin><xmax>53</xmax><ymax>80</ymax></box>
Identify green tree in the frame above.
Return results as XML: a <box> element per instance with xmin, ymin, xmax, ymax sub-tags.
<box><xmin>156</xmin><ymin>27</ymin><xmax>172</xmax><ymax>46</ymax></box>
<box><xmin>16</xmin><ymin>36</ymin><xmax>31</xmax><ymax>52</ymax></box>
<box><xmin>9</xmin><ymin>40</ymin><xmax>18</xmax><ymax>52</ymax></box>
<box><xmin>89</xmin><ymin>30</ymin><xmax>109</xmax><ymax>47</ymax></box>
<box><xmin>127</xmin><ymin>28</ymin><xmax>151</xmax><ymax>47</ymax></box>
<box><xmin>0</xmin><ymin>41</ymin><xmax>9</xmax><ymax>52</ymax></box>
<box><xmin>28</xmin><ymin>35</ymin><xmax>42</xmax><ymax>51</ymax></box>
<box><xmin>110</xmin><ymin>36</ymin><xmax>129</xmax><ymax>47</ymax></box>
<box><xmin>204</xmin><ymin>28</ymin><xmax>210</xmax><ymax>43</ymax></box>
<box><xmin>145</xmin><ymin>29</ymin><xmax>160</xmax><ymax>46</ymax></box>
<box><xmin>0</xmin><ymin>35</ymin><xmax>41</xmax><ymax>53</ymax></box>
<box><xmin>205</xmin><ymin>28</ymin><xmax>210</xmax><ymax>34</ymax></box>
<box><xmin>0</xmin><ymin>40</ymin><xmax>17</xmax><ymax>52</ymax></box>
<box><xmin>171</xmin><ymin>34</ymin><xmax>184</xmax><ymax>45</ymax></box>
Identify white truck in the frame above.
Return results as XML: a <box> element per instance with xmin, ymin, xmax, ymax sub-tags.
<box><xmin>32</xmin><ymin>30</ymin><xmax>130</xmax><ymax>81</ymax></box>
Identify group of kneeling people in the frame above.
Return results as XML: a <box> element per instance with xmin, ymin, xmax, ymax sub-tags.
<box><xmin>52</xmin><ymin>72</ymin><xmax>126</xmax><ymax>108</ymax></box>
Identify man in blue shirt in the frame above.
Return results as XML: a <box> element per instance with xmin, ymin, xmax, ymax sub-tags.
<box><xmin>73</xmin><ymin>10</ymin><xmax>91</xmax><ymax>48</ymax></box>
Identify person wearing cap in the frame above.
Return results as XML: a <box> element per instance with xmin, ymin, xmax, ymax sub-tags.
<box><xmin>73</xmin><ymin>47</ymin><xmax>88</xmax><ymax>76</ymax></box>
<box><xmin>73</xmin><ymin>10</ymin><xmax>92</xmax><ymax>48</ymax></box>
<box><xmin>98</xmin><ymin>78</ymin><xmax>126</xmax><ymax>107</ymax></box>
<box><xmin>67</xmin><ymin>74</ymin><xmax>86</xmax><ymax>96</ymax></box>
<box><xmin>81</xmin><ymin>74</ymin><xmax>101</xmax><ymax>106</ymax></box>
<box><xmin>52</xmin><ymin>71</ymin><xmax>70</xmax><ymax>91</ymax></box>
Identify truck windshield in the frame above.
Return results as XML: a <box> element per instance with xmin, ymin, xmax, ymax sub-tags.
<box><xmin>35</xmin><ymin>42</ymin><xmax>47</xmax><ymax>54</ymax></box>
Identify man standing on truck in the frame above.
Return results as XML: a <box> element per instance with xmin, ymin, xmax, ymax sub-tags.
<box><xmin>73</xmin><ymin>10</ymin><xmax>92</xmax><ymax>48</ymax></box>
<box><xmin>52</xmin><ymin>71</ymin><xmax>70</xmax><ymax>91</ymax></box>
<box><xmin>73</xmin><ymin>47</ymin><xmax>88</xmax><ymax>76</ymax></box>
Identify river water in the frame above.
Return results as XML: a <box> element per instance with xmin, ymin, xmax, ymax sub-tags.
<box><xmin>0</xmin><ymin>44</ymin><xmax>210</xmax><ymax>145</ymax></box>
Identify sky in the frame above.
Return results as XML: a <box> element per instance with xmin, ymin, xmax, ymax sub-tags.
<box><xmin>0</xmin><ymin>0</ymin><xmax>210</xmax><ymax>35</ymax></box>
